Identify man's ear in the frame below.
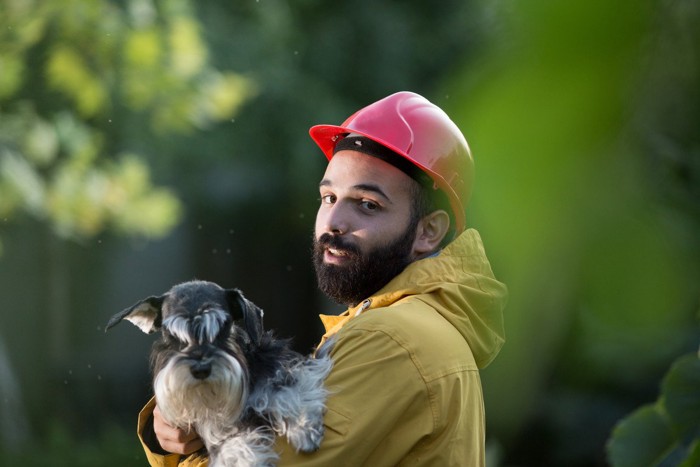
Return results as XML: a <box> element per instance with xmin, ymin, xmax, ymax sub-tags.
<box><xmin>412</xmin><ymin>210</ymin><xmax>450</xmax><ymax>257</ymax></box>
<box><xmin>105</xmin><ymin>295</ymin><xmax>166</xmax><ymax>334</ymax></box>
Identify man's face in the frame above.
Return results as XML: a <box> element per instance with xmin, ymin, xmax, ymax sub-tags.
<box><xmin>313</xmin><ymin>150</ymin><xmax>419</xmax><ymax>306</ymax></box>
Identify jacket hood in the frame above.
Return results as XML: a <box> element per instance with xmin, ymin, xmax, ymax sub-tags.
<box><xmin>328</xmin><ymin>228</ymin><xmax>507</xmax><ymax>369</ymax></box>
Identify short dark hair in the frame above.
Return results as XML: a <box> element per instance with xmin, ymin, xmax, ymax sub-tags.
<box><xmin>407</xmin><ymin>179</ymin><xmax>456</xmax><ymax>249</ymax></box>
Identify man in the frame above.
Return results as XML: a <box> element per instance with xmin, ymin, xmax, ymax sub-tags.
<box><xmin>138</xmin><ymin>91</ymin><xmax>507</xmax><ymax>465</ymax></box>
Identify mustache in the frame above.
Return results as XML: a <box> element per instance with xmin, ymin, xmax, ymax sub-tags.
<box><xmin>316</xmin><ymin>233</ymin><xmax>361</xmax><ymax>256</ymax></box>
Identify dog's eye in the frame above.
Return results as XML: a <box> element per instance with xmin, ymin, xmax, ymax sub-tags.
<box><xmin>163</xmin><ymin>332</ymin><xmax>189</xmax><ymax>349</ymax></box>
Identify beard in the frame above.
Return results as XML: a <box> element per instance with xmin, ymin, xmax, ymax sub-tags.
<box><xmin>312</xmin><ymin>220</ymin><xmax>418</xmax><ymax>306</ymax></box>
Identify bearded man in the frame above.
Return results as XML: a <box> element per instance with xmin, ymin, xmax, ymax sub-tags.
<box><xmin>138</xmin><ymin>91</ymin><xmax>508</xmax><ymax>466</ymax></box>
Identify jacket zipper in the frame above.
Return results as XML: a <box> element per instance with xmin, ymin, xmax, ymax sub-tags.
<box><xmin>354</xmin><ymin>298</ymin><xmax>372</xmax><ymax>317</ymax></box>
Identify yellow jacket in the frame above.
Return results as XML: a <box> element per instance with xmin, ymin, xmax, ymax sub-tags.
<box><xmin>138</xmin><ymin>228</ymin><xmax>507</xmax><ymax>466</ymax></box>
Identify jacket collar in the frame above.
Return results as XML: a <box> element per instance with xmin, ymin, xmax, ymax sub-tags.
<box><xmin>316</xmin><ymin>228</ymin><xmax>507</xmax><ymax>367</ymax></box>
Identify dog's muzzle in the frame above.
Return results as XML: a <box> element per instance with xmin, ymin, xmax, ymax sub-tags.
<box><xmin>154</xmin><ymin>347</ymin><xmax>250</xmax><ymax>430</ymax></box>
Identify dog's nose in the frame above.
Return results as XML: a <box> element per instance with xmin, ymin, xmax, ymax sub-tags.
<box><xmin>190</xmin><ymin>361</ymin><xmax>211</xmax><ymax>379</ymax></box>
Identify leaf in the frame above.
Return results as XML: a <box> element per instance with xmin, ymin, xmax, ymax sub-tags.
<box><xmin>662</xmin><ymin>354</ymin><xmax>700</xmax><ymax>440</ymax></box>
<box><xmin>607</xmin><ymin>403</ymin><xmax>675</xmax><ymax>467</ymax></box>
<box><xmin>679</xmin><ymin>439</ymin><xmax>700</xmax><ymax>467</ymax></box>
<box><xmin>0</xmin><ymin>149</ymin><xmax>46</xmax><ymax>216</ymax></box>
<box><xmin>0</xmin><ymin>54</ymin><xmax>24</xmax><ymax>99</ymax></box>
<box><xmin>168</xmin><ymin>16</ymin><xmax>206</xmax><ymax>78</ymax></box>
<box><xmin>46</xmin><ymin>45</ymin><xmax>107</xmax><ymax>117</ymax></box>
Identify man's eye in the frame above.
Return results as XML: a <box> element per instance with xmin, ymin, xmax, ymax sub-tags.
<box><xmin>321</xmin><ymin>194</ymin><xmax>336</xmax><ymax>204</ymax></box>
<box><xmin>360</xmin><ymin>200</ymin><xmax>379</xmax><ymax>211</ymax></box>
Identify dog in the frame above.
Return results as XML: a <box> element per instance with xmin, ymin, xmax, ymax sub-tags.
<box><xmin>106</xmin><ymin>280</ymin><xmax>333</xmax><ymax>467</ymax></box>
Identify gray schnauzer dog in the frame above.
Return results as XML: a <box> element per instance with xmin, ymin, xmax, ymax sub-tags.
<box><xmin>106</xmin><ymin>280</ymin><xmax>333</xmax><ymax>467</ymax></box>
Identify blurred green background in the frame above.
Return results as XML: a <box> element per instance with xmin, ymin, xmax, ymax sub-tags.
<box><xmin>0</xmin><ymin>0</ymin><xmax>698</xmax><ymax>465</ymax></box>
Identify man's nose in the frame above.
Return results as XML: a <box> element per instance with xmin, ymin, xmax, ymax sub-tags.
<box><xmin>321</xmin><ymin>201</ymin><xmax>350</xmax><ymax>235</ymax></box>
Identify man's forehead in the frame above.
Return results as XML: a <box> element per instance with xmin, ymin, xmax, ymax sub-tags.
<box><xmin>321</xmin><ymin>152</ymin><xmax>416</xmax><ymax>207</ymax></box>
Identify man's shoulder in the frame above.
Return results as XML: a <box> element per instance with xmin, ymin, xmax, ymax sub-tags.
<box><xmin>338</xmin><ymin>297</ymin><xmax>478</xmax><ymax>374</ymax></box>
<box><xmin>354</xmin><ymin>297</ymin><xmax>458</xmax><ymax>337</ymax></box>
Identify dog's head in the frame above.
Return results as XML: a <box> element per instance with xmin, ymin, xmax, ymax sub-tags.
<box><xmin>106</xmin><ymin>280</ymin><xmax>265</xmax><ymax>429</ymax></box>
<box><xmin>106</xmin><ymin>280</ymin><xmax>264</xmax><ymax>346</ymax></box>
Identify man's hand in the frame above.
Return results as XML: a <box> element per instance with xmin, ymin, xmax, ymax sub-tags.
<box><xmin>153</xmin><ymin>405</ymin><xmax>205</xmax><ymax>455</ymax></box>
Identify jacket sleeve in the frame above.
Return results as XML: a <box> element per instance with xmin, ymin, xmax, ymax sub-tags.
<box><xmin>276</xmin><ymin>326</ymin><xmax>432</xmax><ymax>466</ymax></box>
<box><xmin>137</xmin><ymin>398</ymin><xmax>209</xmax><ymax>467</ymax></box>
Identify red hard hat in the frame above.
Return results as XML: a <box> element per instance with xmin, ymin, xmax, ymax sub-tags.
<box><xmin>309</xmin><ymin>91</ymin><xmax>474</xmax><ymax>233</ymax></box>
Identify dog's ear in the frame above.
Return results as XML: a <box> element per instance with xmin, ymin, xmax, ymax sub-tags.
<box><xmin>105</xmin><ymin>295</ymin><xmax>166</xmax><ymax>334</ymax></box>
<box><xmin>225</xmin><ymin>288</ymin><xmax>264</xmax><ymax>346</ymax></box>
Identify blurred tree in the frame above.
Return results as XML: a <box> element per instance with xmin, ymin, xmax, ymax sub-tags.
<box><xmin>607</xmin><ymin>1</ymin><xmax>700</xmax><ymax>465</ymax></box>
<box><xmin>445</xmin><ymin>0</ymin><xmax>700</xmax><ymax>465</ymax></box>
<box><xmin>0</xmin><ymin>0</ymin><xmax>253</xmax><ymax>247</ymax></box>
<box><xmin>608</xmin><ymin>351</ymin><xmax>700</xmax><ymax>466</ymax></box>
<box><xmin>0</xmin><ymin>0</ymin><xmax>252</xmax><ymax>453</ymax></box>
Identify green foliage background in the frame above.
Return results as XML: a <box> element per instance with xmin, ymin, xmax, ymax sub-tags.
<box><xmin>0</xmin><ymin>0</ymin><xmax>697</xmax><ymax>465</ymax></box>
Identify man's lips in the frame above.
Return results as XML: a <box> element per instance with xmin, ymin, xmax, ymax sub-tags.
<box><xmin>328</xmin><ymin>247</ymin><xmax>348</xmax><ymax>257</ymax></box>
<box><xmin>323</xmin><ymin>246</ymin><xmax>354</xmax><ymax>265</ymax></box>
<box><xmin>317</xmin><ymin>234</ymin><xmax>360</xmax><ymax>265</ymax></box>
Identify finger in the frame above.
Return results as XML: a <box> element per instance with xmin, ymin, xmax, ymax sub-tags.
<box><xmin>173</xmin><ymin>426</ymin><xmax>201</xmax><ymax>444</ymax></box>
<box><xmin>153</xmin><ymin>405</ymin><xmax>203</xmax><ymax>454</ymax></box>
<box><xmin>153</xmin><ymin>406</ymin><xmax>178</xmax><ymax>438</ymax></box>
<box><xmin>183</xmin><ymin>437</ymin><xmax>205</xmax><ymax>454</ymax></box>
<box><xmin>158</xmin><ymin>428</ymin><xmax>204</xmax><ymax>455</ymax></box>
<box><xmin>159</xmin><ymin>435</ymin><xmax>205</xmax><ymax>456</ymax></box>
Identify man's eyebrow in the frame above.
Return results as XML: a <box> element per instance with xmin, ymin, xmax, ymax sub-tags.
<box><xmin>354</xmin><ymin>183</ymin><xmax>391</xmax><ymax>202</ymax></box>
<box><xmin>318</xmin><ymin>180</ymin><xmax>393</xmax><ymax>203</ymax></box>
